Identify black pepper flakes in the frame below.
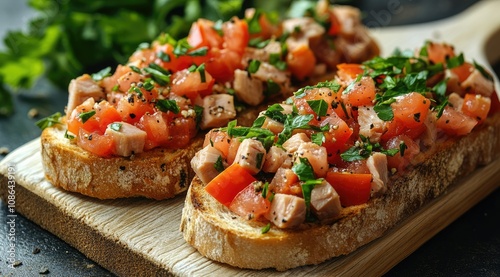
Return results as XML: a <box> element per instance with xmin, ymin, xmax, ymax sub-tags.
<box><xmin>160</xmin><ymin>163</ymin><xmax>166</xmax><ymax>172</ymax></box>
<box><xmin>119</xmin><ymin>166</ymin><xmax>126</xmax><ymax>171</ymax></box>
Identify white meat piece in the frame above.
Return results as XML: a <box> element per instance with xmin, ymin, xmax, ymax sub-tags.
<box><xmin>199</xmin><ymin>94</ymin><xmax>237</xmax><ymax>130</ymax></box>
<box><xmin>366</xmin><ymin>152</ymin><xmax>388</xmax><ymax>196</ymax></box>
<box><xmin>294</xmin><ymin>142</ymin><xmax>329</xmax><ymax>178</ymax></box>
<box><xmin>252</xmin><ymin>61</ymin><xmax>290</xmax><ymax>87</ymax></box>
<box><xmin>67</xmin><ymin>74</ymin><xmax>105</xmax><ymax>115</ymax></box>
<box><xmin>233</xmin><ymin>69</ymin><xmax>265</xmax><ymax>106</ymax></box>
<box><xmin>242</xmin><ymin>41</ymin><xmax>282</xmax><ymax>67</ymax></box>
<box><xmin>358</xmin><ymin>106</ymin><xmax>387</xmax><ymax>143</ymax></box>
<box><xmin>282</xmin><ymin>133</ymin><xmax>310</xmax><ymax>153</ymax></box>
<box><xmin>105</xmin><ymin>122</ymin><xmax>147</xmax><ymax>157</ymax></box>
<box><xmin>282</xmin><ymin>17</ymin><xmax>325</xmax><ymax>49</ymax></box>
<box><xmin>310</xmin><ymin>180</ymin><xmax>342</xmax><ymax>221</ymax></box>
<box><xmin>461</xmin><ymin>69</ymin><xmax>494</xmax><ymax>97</ymax></box>
<box><xmin>191</xmin><ymin>145</ymin><xmax>224</xmax><ymax>184</ymax></box>
<box><xmin>267</xmin><ymin>193</ymin><xmax>306</xmax><ymax>228</ymax></box>
<box><xmin>233</xmin><ymin>139</ymin><xmax>266</xmax><ymax>174</ymax></box>
<box><xmin>448</xmin><ymin>92</ymin><xmax>464</xmax><ymax>110</ymax></box>
<box><xmin>262</xmin><ymin>146</ymin><xmax>288</xmax><ymax>173</ymax></box>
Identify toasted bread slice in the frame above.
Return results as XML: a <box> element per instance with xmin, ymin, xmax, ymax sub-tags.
<box><xmin>180</xmin><ymin>113</ymin><xmax>500</xmax><ymax>270</ymax></box>
<box><xmin>41</xmin><ymin>125</ymin><xmax>204</xmax><ymax>200</ymax></box>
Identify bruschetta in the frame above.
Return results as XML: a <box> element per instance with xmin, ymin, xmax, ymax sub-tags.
<box><xmin>39</xmin><ymin>2</ymin><xmax>379</xmax><ymax>199</ymax></box>
<box><xmin>180</xmin><ymin>41</ymin><xmax>500</xmax><ymax>269</ymax></box>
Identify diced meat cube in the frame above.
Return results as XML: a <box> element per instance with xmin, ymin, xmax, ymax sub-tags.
<box><xmin>461</xmin><ymin>69</ymin><xmax>494</xmax><ymax>97</ymax></box>
<box><xmin>282</xmin><ymin>17</ymin><xmax>325</xmax><ymax>49</ymax></box>
<box><xmin>191</xmin><ymin>145</ymin><xmax>224</xmax><ymax>184</ymax></box>
<box><xmin>262</xmin><ymin>146</ymin><xmax>288</xmax><ymax>173</ymax></box>
<box><xmin>233</xmin><ymin>139</ymin><xmax>266</xmax><ymax>174</ymax></box>
<box><xmin>105</xmin><ymin>122</ymin><xmax>147</xmax><ymax>157</ymax></box>
<box><xmin>310</xmin><ymin>180</ymin><xmax>342</xmax><ymax>221</ymax></box>
<box><xmin>67</xmin><ymin>74</ymin><xmax>105</xmax><ymax>115</ymax></box>
<box><xmin>252</xmin><ymin>62</ymin><xmax>290</xmax><ymax>90</ymax></box>
<box><xmin>233</xmin><ymin>69</ymin><xmax>265</xmax><ymax>106</ymax></box>
<box><xmin>294</xmin><ymin>142</ymin><xmax>329</xmax><ymax>178</ymax></box>
<box><xmin>448</xmin><ymin>93</ymin><xmax>464</xmax><ymax>110</ymax></box>
<box><xmin>199</xmin><ymin>94</ymin><xmax>236</xmax><ymax>129</ymax></box>
<box><xmin>282</xmin><ymin>133</ymin><xmax>310</xmax><ymax>153</ymax></box>
<box><xmin>260</xmin><ymin>117</ymin><xmax>284</xmax><ymax>135</ymax></box>
<box><xmin>242</xmin><ymin>41</ymin><xmax>282</xmax><ymax>67</ymax></box>
<box><xmin>266</xmin><ymin>193</ymin><xmax>306</xmax><ymax>228</ymax></box>
<box><xmin>366</xmin><ymin>152</ymin><xmax>388</xmax><ymax>196</ymax></box>
<box><xmin>358</xmin><ymin>106</ymin><xmax>387</xmax><ymax>142</ymax></box>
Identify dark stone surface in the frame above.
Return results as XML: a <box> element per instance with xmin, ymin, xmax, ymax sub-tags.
<box><xmin>1</xmin><ymin>1</ymin><xmax>498</xmax><ymax>276</ymax></box>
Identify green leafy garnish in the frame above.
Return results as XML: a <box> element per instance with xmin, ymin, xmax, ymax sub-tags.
<box><xmin>225</xmin><ymin>120</ymin><xmax>275</xmax><ymax>150</ymax></box>
<box><xmin>292</xmin><ymin>157</ymin><xmax>315</xmax><ymax>181</ymax></box>
<box><xmin>340</xmin><ymin>135</ymin><xmax>399</xmax><ymax>162</ymax></box>
<box><xmin>110</xmin><ymin>122</ymin><xmax>122</xmax><ymax>132</ymax></box>
<box><xmin>91</xmin><ymin>67</ymin><xmax>112</xmax><ymax>81</ymax></box>
<box><xmin>311</xmin><ymin>132</ymin><xmax>325</xmax><ymax>146</ymax></box>
<box><xmin>264</xmin><ymin>79</ymin><xmax>281</xmax><ymax>96</ymax></box>
<box><xmin>79</xmin><ymin>110</ymin><xmax>96</xmax><ymax>123</ymax></box>
<box><xmin>276</xmin><ymin>113</ymin><xmax>313</xmax><ymax>146</ymax></box>
<box><xmin>261</xmin><ymin>223</ymin><xmax>271</xmax><ymax>234</ymax></box>
<box><xmin>35</xmin><ymin>112</ymin><xmax>62</xmax><ymax>130</ymax></box>
<box><xmin>64</xmin><ymin>130</ymin><xmax>75</xmax><ymax>140</ymax></box>
<box><xmin>248</xmin><ymin>59</ymin><xmax>261</xmax><ymax>74</ymax></box>
<box><xmin>269</xmin><ymin>53</ymin><xmax>287</xmax><ymax>71</ymax></box>
<box><xmin>473</xmin><ymin>60</ymin><xmax>494</xmax><ymax>81</ymax></box>
<box><xmin>156</xmin><ymin>99</ymin><xmax>180</xmax><ymax>114</ymax></box>
<box><xmin>188</xmin><ymin>46</ymin><xmax>208</xmax><ymax>57</ymax></box>
<box><xmin>446</xmin><ymin>53</ymin><xmax>464</xmax><ymax>69</ymax></box>
<box><xmin>307</xmin><ymin>99</ymin><xmax>328</xmax><ymax>117</ymax></box>
<box><xmin>214</xmin><ymin>155</ymin><xmax>224</xmax><ymax>173</ymax></box>
<box><xmin>247</xmin><ymin>10</ymin><xmax>262</xmax><ymax>34</ymax></box>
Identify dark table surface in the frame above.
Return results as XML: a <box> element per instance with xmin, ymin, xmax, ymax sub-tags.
<box><xmin>1</xmin><ymin>0</ymin><xmax>499</xmax><ymax>276</ymax></box>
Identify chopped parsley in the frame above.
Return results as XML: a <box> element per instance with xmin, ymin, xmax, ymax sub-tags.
<box><xmin>307</xmin><ymin>99</ymin><xmax>328</xmax><ymax>117</ymax></box>
<box><xmin>79</xmin><ymin>110</ymin><xmax>96</xmax><ymax>123</ymax></box>
<box><xmin>91</xmin><ymin>67</ymin><xmax>111</xmax><ymax>82</ymax></box>
<box><xmin>214</xmin><ymin>156</ymin><xmax>224</xmax><ymax>173</ymax></box>
<box><xmin>261</xmin><ymin>223</ymin><xmax>271</xmax><ymax>234</ymax></box>
<box><xmin>248</xmin><ymin>59</ymin><xmax>261</xmax><ymax>74</ymax></box>
<box><xmin>156</xmin><ymin>99</ymin><xmax>180</xmax><ymax>114</ymax></box>
<box><xmin>36</xmin><ymin>112</ymin><xmax>62</xmax><ymax>130</ymax></box>
<box><xmin>110</xmin><ymin>122</ymin><xmax>122</xmax><ymax>132</ymax></box>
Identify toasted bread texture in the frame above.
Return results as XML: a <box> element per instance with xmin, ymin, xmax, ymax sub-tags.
<box><xmin>180</xmin><ymin>113</ymin><xmax>500</xmax><ymax>270</ymax></box>
<box><xmin>41</xmin><ymin>125</ymin><xmax>204</xmax><ymax>200</ymax></box>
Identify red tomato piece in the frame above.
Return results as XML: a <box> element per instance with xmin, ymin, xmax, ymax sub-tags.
<box><xmin>222</xmin><ymin>17</ymin><xmax>249</xmax><ymax>55</ymax></box>
<box><xmin>320</xmin><ymin>114</ymin><xmax>353</xmax><ymax>159</ymax></box>
<box><xmin>451</xmin><ymin>62</ymin><xmax>474</xmax><ymax>83</ymax></box>
<box><xmin>94</xmin><ymin>101</ymin><xmax>122</xmax><ymax>133</ymax></box>
<box><xmin>327</xmin><ymin>10</ymin><xmax>342</xmax><ymax>36</ymax></box>
<box><xmin>77</xmin><ymin>129</ymin><xmax>115</xmax><ymax>157</ymax></box>
<box><xmin>170</xmin><ymin>68</ymin><xmax>215</xmax><ymax>103</ymax></box>
<box><xmin>116</xmin><ymin>95</ymin><xmax>155</xmax><ymax>124</ymax></box>
<box><xmin>286</xmin><ymin>44</ymin><xmax>316</xmax><ymax>81</ymax></box>
<box><xmin>203</xmin><ymin>129</ymin><xmax>231</xmax><ymax>158</ymax></box>
<box><xmin>269</xmin><ymin>168</ymin><xmax>302</xmax><ymax>197</ymax></box>
<box><xmin>385</xmin><ymin>134</ymin><xmax>420</xmax><ymax>174</ymax></box>
<box><xmin>229</xmin><ymin>183</ymin><xmax>271</xmax><ymax>220</ymax></box>
<box><xmin>67</xmin><ymin>100</ymin><xmax>100</xmax><ymax>135</ymax></box>
<box><xmin>345</xmin><ymin>76</ymin><xmax>376</xmax><ymax>107</ymax></box>
<box><xmin>205</xmin><ymin>48</ymin><xmax>242</xmax><ymax>82</ymax></box>
<box><xmin>187</xmin><ymin>19</ymin><xmax>223</xmax><ymax>49</ymax></box>
<box><xmin>165</xmin><ymin>113</ymin><xmax>198</xmax><ymax>149</ymax></box>
<box><xmin>391</xmin><ymin>92</ymin><xmax>431</xmax><ymax>129</ymax></box>
<box><xmin>427</xmin><ymin>42</ymin><xmax>455</xmax><ymax>65</ymax></box>
<box><xmin>137</xmin><ymin>112</ymin><xmax>170</xmax><ymax>150</ymax></box>
<box><xmin>337</xmin><ymin>63</ymin><xmax>364</xmax><ymax>80</ymax></box>
<box><xmin>461</xmin><ymin>93</ymin><xmax>491</xmax><ymax>124</ymax></box>
<box><xmin>436</xmin><ymin>106</ymin><xmax>478</xmax><ymax>136</ymax></box>
<box><xmin>205</xmin><ymin>163</ymin><xmax>257</xmax><ymax>207</ymax></box>
<box><xmin>326</xmin><ymin>171</ymin><xmax>372</xmax><ymax>207</ymax></box>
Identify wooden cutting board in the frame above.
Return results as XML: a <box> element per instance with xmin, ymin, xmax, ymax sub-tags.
<box><xmin>1</xmin><ymin>1</ymin><xmax>500</xmax><ymax>276</ymax></box>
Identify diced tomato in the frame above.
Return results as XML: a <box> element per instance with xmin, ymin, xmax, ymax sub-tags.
<box><xmin>381</xmin><ymin>118</ymin><xmax>427</xmax><ymax>142</ymax></box>
<box><xmin>286</xmin><ymin>44</ymin><xmax>316</xmax><ymax>80</ymax></box>
<box><xmin>170</xmin><ymin>68</ymin><xmax>215</xmax><ymax>103</ymax></box>
<box><xmin>101</xmin><ymin>65</ymin><xmax>131</xmax><ymax>93</ymax></box>
<box><xmin>203</xmin><ymin>129</ymin><xmax>231</xmax><ymax>158</ymax></box>
<box><xmin>128</xmin><ymin>48</ymin><xmax>156</xmax><ymax>67</ymax></box>
<box><xmin>326</xmin><ymin>171</ymin><xmax>372</xmax><ymax>207</ymax></box>
<box><xmin>229</xmin><ymin>183</ymin><xmax>271</xmax><ymax>220</ymax></box>
<box><xmin>249</xmin><ymin>12</ymin><xmax>276</xmax><ymax>39</ymax></box>
<box><xmin>94</xmin><ymin>101</ymin><xmax>122</xmax><ymax>133</ymax></box>
<box><xmin>67</xmin><ymin>99</ymin><xmax>100</xmax><ymax>135</ymax></box>
<box><xmin>116</xmin><ymin>95</ymin><xmax>155</xmax><ymax>124</ymax></box>
<box><xmin>385</xmin><ymin>134</ymin><xmax>420</xmax><ymax>174</ymax></box>
<box><xmin>165</xmin><ymin>114</ymin><xmax>198</xmax><ymax>149</ymax></box>
<box><xmin>345</xmin><ymin>76</ymin><xmax>376</xmax><ymax>107</ymax></box>
<box><xmin>205</xmin><ymin>48</ymin><xmax>242</xmax><ymax>82</ymax></box>
<box><xmin>392</xmin><ymin>92</ymin><xmax>431</xmax><ymax>128</ymax></box>
<box><xmin>436</xmin><ymin>106</ymin><xmax>477</xmax><ymax>136</ymax></box>
<box><xmin>451</xmin><ymin>62</ymin><xmax>474</xmax><ymax>83</ymax></box>
<box><xmin>222</xmin><ymin>17</ymin><xmax>249</xmax><ymax>55</ymax></box>
<box><xmin>77</xmin><ymin>129</ymin><xmax>115</xmax><ymax>157</ymax></box>
<box><xmin>205</xmin><ymin>163</ymin><xmax>257</xmax><ymax>207</ymax></box>
<box><xmin>337</xmin><ymin>63</ymin><xmax>364</xmax><ymax>80</ymax></box>
<box><xmin>187</xmin><ymin>19</ymin><xmax>223</xmax><ymax>49</ymax></box>
<box><xmin>320</xmin><ymin>114</ymin><xmax>353</xmax><ymax>163</ymax></box>
<box><xmin>294</xmin><ymin>87</ymin><xmax>339</xmax><ymax>119</ymax></box>
<box><xmin>116</xmin><ymin>69</ymin><xmax>143</xmax><ymax>93</ymax></box>
<box><xmin>269</xmin><ymin>168</ymin><xmax>301</xmax><ymax>197</ymax></box>
<box><xmin>327</xmin><ymin>10</ymin><xmax>342</xmax><ymax>36</ymax></box>
<box><xmin>461</xmin><ymin>93</ymin><xmax>491</xmax><ymax>123</ymax></box>
<box><xmin>427</xmin><ymin>42</ymin><xmax>455</xmax><ymax>65</ymax></box>
<box><xmin>154</xmin><ymin>43</ymin><xmax>195</xmax><ymax>72</ymax></box>
<box><xmin>137</xmin><ymin>112</ymin><xmax>170</xmax><ymax>150</ymax></box>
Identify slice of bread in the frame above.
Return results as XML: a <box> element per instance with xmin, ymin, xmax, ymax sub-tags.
<box><xmin>180</xmin><ymin>113</ymin><xmax>500</xmax><ymax>270</ymax></box>
<box><xmin>41</xmin><ymin>125</ymin><xmax>204</xmax><ymax>199</ymax></box>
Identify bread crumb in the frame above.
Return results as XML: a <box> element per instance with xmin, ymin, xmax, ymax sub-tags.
<box><xmin>28</xmin><ymin>108</ymin><xmax>39</xmax><ymax>118</ymax></box>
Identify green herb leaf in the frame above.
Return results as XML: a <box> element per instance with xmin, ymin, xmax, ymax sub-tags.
<box><xmin>91</xmin><ymin>67</ymin><xmax>112</xmax><ymax>82</ymax></box>
<box><xmin>307</xmin><ymin>99</ymin><xmax>328</xmax><ymax>117</ymax></box>
<box><xmin>373</xmin><ymin>103</ymin><xmax>394</xmax><ymax>121</ymax></box>
<box><xmin>252</xmin><ymin>116</ymin><xmax>266</xmax><ymax>128</ymax></box>
<box><xmin>35</xmin><ymin>112</ymin><xmax>62</xmax><ymax>130</ymax></box>
<box><xmin>110</xmin><ymin>122</ymin><xmax>122</xmax><ymax>132</ymax></box>
<box><xmin>446</xmin><ymin>53</ymin><xmax>464</xmax><ymax>69</ymax></box>
<box><xmin>265</xmin><ymin>79</ymin><xmax>281</xmax><ymax>96</ymax></box>
<box><xmin>248</xmin><ymin>59</ymin><xmax>261</xmax><ymax>74</ymax></box>
<box><xmin>129</xmin><ymin>65</ymin><xmax>142</xmax><ymax>74</ymax></box>
<box><xmin>311</xmin><ymin>132</ymin><xmax>325</xmax><ymax>146</ymax></box>
<box><xmin>248</xmin><ymin>37</ymin><xmax>270</xmax><ymax>48</ymax></box>
<box><xmin>399</xmin><ymin>141</ymin><xmax>407</xmax><ymax>157</ymax></box>
<box><xmin>261</xmin><ymin>223</ymin><xmax>271</xmax><ymax>234</ymax></box>
<box><xmin>262</xmin><ymin>182</ymin><xmax>269</xmax><ymax>198</ymax></box>
<box><xmin>188</xmin><ymin>47</ymin><xmax>208</xmax><ymax>57</ymax></box>
<box><xmin>269</xmin><ymin>53</ymin><xmax>287</xmax><ymax>70</ymax></box>
<box><xmin>79</xmin><ymin>110</ymin><xmax>96</xmax><ymax>124</ymax></box>
<box><xmin>214</xmin><ymin>155</ymin><xmax>224</xmax><ymax>173</ymax></box>
<box><xmin>156</xmin><ymin>99</ymin><xmax>180</xmax><ymax>114</ymax></box>
<box><xmin>157</xmin><ymin>51</ymin><xmax>171</xmax><ymax>62</ymax></box>
<box><xmin>247</xmin><ymin>10</ymin><xmax>262</xmax><ymax>34</ymax></box>
<box><xmin>256</xmin><ymin>152</ymin><xmax>264</xmax><ymax>169</ymax></box>
<box><xmin>194</xmin><ymin>105</ymin><xmax>204</xmax><ymax>125</ymax></box>
<box><xmin>473</xmin><ymin>60</ymin><xmax>494</xmax><ymax>81</ymax></box>
<box><xmin>64</xmin><ymin>130</ymin><xmax>75</xmax><ymax>140</ymax></box>
<box><xmin>292</xmin><ymin>157</ymin><xmax>315</xmax><ymax>181</ymax></box>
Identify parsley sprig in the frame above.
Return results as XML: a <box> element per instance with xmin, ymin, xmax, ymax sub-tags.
<box><xmin>340</xmin><ymin>135</ymin><xmax>399</xmax><ymax>162</ymax></box>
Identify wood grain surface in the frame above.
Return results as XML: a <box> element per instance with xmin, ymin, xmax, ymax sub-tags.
<box><xmin>1</xmin><ymin>1</ymin><xmax>500</xmax><ymax>276</ymax></box>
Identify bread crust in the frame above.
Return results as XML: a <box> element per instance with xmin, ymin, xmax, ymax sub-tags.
<box><xmin>180</xmin><ymin>113</ymin><xmax>500</xmax><ymax>270</ymax></box>
<box><xmin>41</xmin><ymin>126</ymin><xmax>204</xmax><ymax>200</ymax></box>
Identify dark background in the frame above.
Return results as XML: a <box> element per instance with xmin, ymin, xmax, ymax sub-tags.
<box><xmin>1</xmin><ymin>0</ymin><xmax>499</xmax><ymax>276</ymax></box>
